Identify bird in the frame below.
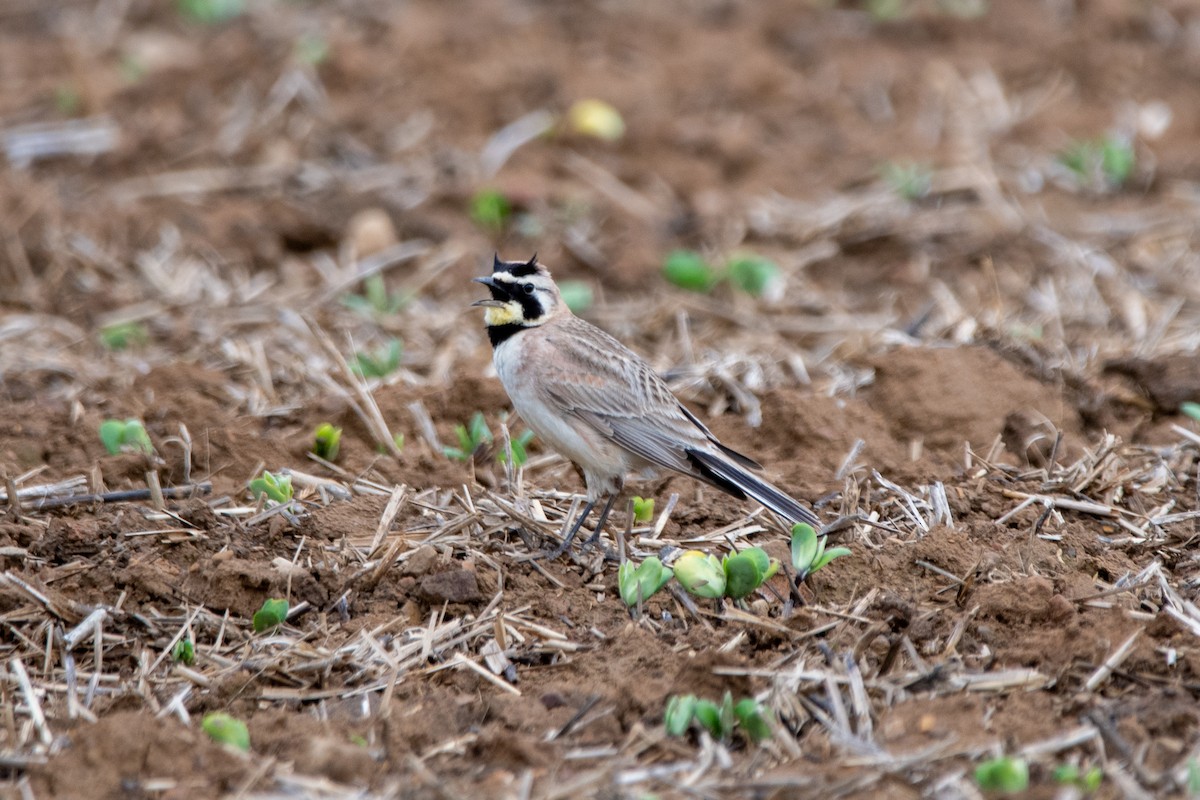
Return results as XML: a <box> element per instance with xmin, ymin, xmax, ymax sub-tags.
<box><xmin>473</xmin><ymin>253</ymin><xmax>820</xmax><ymax>557</ymax></box>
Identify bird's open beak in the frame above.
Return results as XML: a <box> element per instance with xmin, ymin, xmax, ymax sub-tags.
<box><xmin>472</xmin><ymin>275</ymin><xmax>508</xmax><ymax>307</ymax></box>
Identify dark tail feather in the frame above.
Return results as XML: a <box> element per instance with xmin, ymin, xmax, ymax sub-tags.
<box><xmin>687</xmin><ymin>449</ymin><xmax>820</xmax><ymax>528</ymax></box>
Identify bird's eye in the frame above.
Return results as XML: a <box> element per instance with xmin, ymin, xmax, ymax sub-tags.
<box><xmin>521</xmin><ymin>283</ymin><xmax>535</xmax><ymax>295</ymax></box>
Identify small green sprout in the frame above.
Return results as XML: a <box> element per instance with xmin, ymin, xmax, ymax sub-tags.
<box><xmin>733</xmin><ymin>698</ymin><xmax>773</xmax><ymax>742</ymax></box>
<box><xmin>790</xmin><ymin>523</ymin><xmax>850</xmax><ymax>583</ymax></box>
<box><xmin>349</xmin><ymin>734</ymin><xmax>368</xmax><ymax>748</ymax></box>
<box><xmin>632</xmin><ymin>496</ymin><xmax>655</xmax><ymax>524</ymax></box>
<box><xmin>444</xmin><ymin>412</ymin><xmax>493</xmax><ymax>461</ymax></box>
<box><xmin>558</xmin><ymin>281</ymin><xmax>594</xmax><ymax>314</ymax></box>
<box><xmin>469</xmin><ymin>189</ymin><xmax>512</xmax><ymax>232</ymax></box>
<box><xmin>618</xmin><ymin>556</ymin><xmax>674</xmax><ymax>607</ymax></box>
<box><xmin>1188</xmin><ymin>758</ymin><xmax>1200</xmax><ymax>795</ymax></box>
<box><xmin>99</xmin><ymin>321</ymin><xmax>149</xmax><ymax>350</ymax></box>
<box><xmin>252</xmin><ymin>598</ymin><xmax>289</xmax><ymax>633</ymax></box>
<box><xmin>721</xmin><ymin>546</ymin><xmax>779</xmax><ymax>600</ymax></box>
<box><xmin>663</xmin><ymin>250</ymin><xmax>719</xmax><ymax>293</ymax></box>
<box><xmin>171</xmin><ymin>637</ymin><xmax>195</xmax><ymax>666</ymax></box>
<box><xmin>664</xmin><ymin>691</ymin><xmax>773</xmax><ymax>743</ymax></box>
<box><xmin>393</xmin><ymin>433</ymin><xmax>405</xmax><ymax>451</ymax></box>
<box><xmin>249</xmin><ymin>471</ymin><xmax>293</xmax><ymax>504</ymax></box>
<box><xmin>350</xmin><ymin>339</ymin><xmax>402</xmax><ymax>379</ymax></box>
<box><xmin>99</xmin><ymin>419</ymin><xmax>154</xmax><ymax>455</ymax></box>
<box><xmin>497</xmin><ymin>429</ymin><xmax>535</xmax><ymax>466</ymax></box>
<box><xmin>974</xmin><ymin>756</ymin><xmax>1029</xmax><ymax>794</ymax></box>
<box><xmin>880</xmin><ymin>160</ymin><xmax>933</xmax><ymax>201</ymax></box>
<box><xmin>177</xmin><ymin>0</ymin><xmax>244</xmax><ymax>24</ymax></box>
<box><xmin>343</xmin><ymin>274</ymin><xmax>405</xmax><ymax>317</ymax></box>
<box><xmin>565</xmin><ymin>99</ymin><xmax>626</xmax><ymax>142</ymax></box>
<box><xmin>674</xmin><ymin>551</ymin><xmax>726</xmax><ymax>599</ymax></box>
<box><xmin>1181</xmin><ymin>402</ymin><xmax>1200</xmax><ymax>422</ymax></box>
<box><xmin>312</xmin><ymin>423</ymin><xmax>342</xmax><ymax>461</ymax></box>
<box><xmin>1059</xmin><ymin>135</ymin><xmax>1135</xmax><ymax>192</ymax></box>
<box><xmin>1053</xmin><ymin>764</ymin><xmax>1102</xmax><ymax>793</ymax></box>
<box><xmin>864</xmin><ymin>0</ymin><xmax>907</xmax><ymax>21</ymax></box>
<box><xmin>726</xmin><ymin>255</ymin><xmax>781</xmax><ymax>298</ymax></box>
<box><xmin>663</xmin><ymin>694</ymin><xmax>697</xmax><ymax>737</ymax></box>
<box><xmin>202</xmin><ymin>712</ymin><xmax>250</xmax><ymax>752</ymax></box>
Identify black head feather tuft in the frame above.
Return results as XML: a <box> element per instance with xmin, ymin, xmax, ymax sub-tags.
<box><xmin>507</xmin><ymin>253</ymin><xmax>541</xmax><ymax>278</ymax></box>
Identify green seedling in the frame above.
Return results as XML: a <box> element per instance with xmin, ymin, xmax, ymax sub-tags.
<box><xmin>674</xmin><ymin>550</ymin><xmax>726</xmax><ymax>599</ymax></box>
<box><xmin>343</xmin><ymin>274</ymin><xmax>405</xmax><ymax>317</ymax></box>
<box><xmin>99</xmin><ymin>419</ymin><xmax>154</xmax><ymax>455</ymax></box>
<box><xmin>444</xmin><ymin>412</ymin><xmax>493</xmax><ymax>461</ymax></box>
<box><xmin>558</xmin><ymin>281</ymin><xmax>594</xmax><ymax>314</ymax></box>
<box><xmin>99</xmin><ymin>321</ymin><xmax>149</xmax><ymax>350</ymax></box>
<box><xmin>497</xmin><ymin>429</ymin><xmax>535</xmax><ymax>466</ymax></box>
<box><xmin>726</xmin><ymin>255</ymin><xmax>780</xmax><ymax>298</ymax></box>
<box><xmin>171</xmin><ymin>637</ymin><xmax>195</xmax><ymax>666</ymax></box>
<box><xmin>632</xmin><ymin>496</ymin><xmax>655</xmax><ymax>524</ymax></box>
<box><xmin>312</xmin><ymin>423</ymin><xmax>342</xmax><ymax>461</ymax></box>
<box><xmin>664</xmin><ymin>691</ymin><xmax>774</xmax><ymax>743</ymax></box>
<box><xmin>202</xmin><ymin>712</ymin><xmax>250</xmax><ymax>752</ymax></box>
<box><xmin>1188</xmin><ymin>758</ymin><xmax>1200</xmax><ymax>795</ymax></box>
<box><xmin>470</xmin><ymin>189</ymin><xmax>512</xmax><ymax>232</ymax></box>
<box><xmin>565</xmin><ymin>99</ymin><xmax>626</xmax><ymax>142</ymax></box>
<box><xmin>1181</xmin><ymin>402</ymin><xmax>1200</xmax><ymax>422</ymax></box>
<box><xmin>974</xmin><ymin>756</ymin><xmax>1029</xmax><ymax>794</ymax></box>
<box><xmin>350</xmin><ymin>339</ymin><xmax>402</xmax><ymax>379</ymax></box>
<box><xmin>177</xmin><ymin>0</ymin><xmax>244</xmax><ymax>24</ymax></box>
<box><xmin>864</xmin><ymin>0</ymin><xmax>906</xmax><ymax>21</ymax></box>
<box><xmin>663</xmin><ymin>250</ymin><xmax>719</xmax><ymax>293</ymax></box>
<box><xmin>1059</xmin><ymin>135</ymin><xmax>1135</xmax><ymax>191</ymax></box>
<box><xmin>664</xmin><ymin>694</ymin><xmax>697</xmax><ymax>737</ymax></box>
<box><xmin>881</xmin><ymin>160</ymin><xmax>932</xmax><ymax>201</ymax></box>
<box><xmin>252</xmin><ymin>598</ymin><xmax>289</xmax><ymax>633</ymax></box>
<box><xmin>618</xmin><ymin>556</ymin><xmax>674</xmax><ymax>607</ymax></box>
<box><xmin>734</xmin><ymin>698</ymin><xmax>773</xmax><ymax>742</ymax></box>
<box><xmin>1053</xmin><ymin>764</ymin><xmax>1102</xmax><ymax>793</ymax></box>
<box><xmin>790</xmin><ymin>522</ymin><xmax>850</xmax><ymax>583</ymax></box>
<box><xmin>249</xmin><ymin>471</ymin><xmax>293</xmax><ymax>504</ymax></box>
<box><xmin>721</xmin><ymin>546</ymin><xmax>779</xmax><ymax>600</ymax></box>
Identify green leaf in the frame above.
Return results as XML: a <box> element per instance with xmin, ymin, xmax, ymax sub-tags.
<box><xmin>1181</xmin><ymin>402</ymin><xmax>1200</xmax><ymax>422</ymax></box>
<box><xmin>249</xmin><ymin>471</ymin><xmax>293</xmax><ymax>504</ymax></box>
<box><xmin>790</xmin><ymin>523</ymin><xmax>819</xmax><ymax>573</ymax></box>
<box><xmin>470</xmin><ymin>189</ymin><xmax>512</xmax><ymax>232</ymax></box>
<box><xmin>202</xmin><ymin>712</ymin><xmax>250</xmax><ymax>751</ymax></box>
<box><xmin>974</xmin><ymin>756</ymin><xmax>1029</xmax><ymax>793</ymax></box>
<box><xmin>497</xmin><ymin>430</ymin><xmax>534</xmax><ymax>466</ymax></box>
<box><xmin>351</xmin><ymin>339</ymin><xmax>402</xmax><ymax>378</ymax></box>
<box><xmin>619</xmin><ymin>557</ymin><xmax>674</xmax><ymax>607</ymax></box>
<box><xmin>692</xmin><ymin>699</ymin><xmax>724</xmax><ymax>739</ymax></box>
<box><xmin>632</xmin><ymin>496</ymin><xmax>655</xmax><ymax>524</ymax></box>
<box><xmin>99</xmin><ymin>321</ymin><xmax>149</xmax><ymax>350</ymax></box>
<box><xmin>717</xmin><ymin>691</ymin><xmax>737</xmax><ymax>740</ymax></box>
<box><xmin>734</xmin><ymin>698</ymin><xmax>773</xmax><ymax>742</ymax></box>
<box><xmin>171</xmin><ymin>637</ymin><xmax>195</xmax><ymax>666</ymax></box>
<box><xmin>312</xmin><ymin>423</ymin><xmax>342</xmax><ymax>461</ymax></box>
<box><xmin>558</xmin><ymin>281</ymin><xmax>594</xmax><ymax>314</ymax></box>
<box><xmin>99</xmin><ymin>419</ymin><xmax>153</xmax><ymax>455</ymax></box>
<box><xmin>880</xmin><ymin>160</ymin><xmax>932</xmax><ymax>201</ymax></box>
<box><xmin>726</xmin><ymin>256</ymin><xmax>780</xmax><ymax>297</ymax></box>
<box><xmin>813</xmin><ymin>546</ymin><xmax>852</xmax><ymax>572</ymax></box>
<box><xmin>663</xmin><ymin>251</ymin><xmax>718</xmax><ymax>292</ymax></box>
<box><xmin>722</xmin><ymin>552</ymin><xmax>765</xmax><ymax>600</ymax></box>
<box><xmin>252</xmin><ymin>598</ymin><xmax>289</xmax><ymax>633</ymax></box>
<box><xmin>99</xmin><ymin>420</ymin><xmax>126</xmax><ymax>455</ymax></box>
<box><xmin>663</xmin><ymin>694</ymin><xmax>696</xmax><ymax>736</ymax></box>
<box><xmin>674</xmin><ymin>551</ymin><xmax>726</xmax><ymax>599</ymax></box>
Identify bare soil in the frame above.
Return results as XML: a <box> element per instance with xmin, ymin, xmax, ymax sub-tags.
<box><xmin>2</xmin><ymin>1</ymin><xmax>1200</xmax><ymax>798</ymax></box>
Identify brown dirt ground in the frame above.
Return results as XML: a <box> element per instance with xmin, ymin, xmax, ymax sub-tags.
<box><xmin>3</xmin><ymin>1</ymin><xmax>1200</xmax><ymax>799</ymax></box>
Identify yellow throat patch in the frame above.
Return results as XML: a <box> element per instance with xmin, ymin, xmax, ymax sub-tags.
<box><xmin>484</xmin><ymin>302</ymin><xmax>523</xmax><ymax>326</ymax></box>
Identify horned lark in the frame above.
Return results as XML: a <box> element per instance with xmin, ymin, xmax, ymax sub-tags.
<box><xmin>474</xmin><ymin>254</ymin><xmax>819</xmax><ymax>556</ymax></box>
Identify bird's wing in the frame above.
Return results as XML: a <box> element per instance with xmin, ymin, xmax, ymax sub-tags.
<box><xmin>540</xmin><ymin>319</ymin><xmax>713</xmax><ymax>474</ymax></box>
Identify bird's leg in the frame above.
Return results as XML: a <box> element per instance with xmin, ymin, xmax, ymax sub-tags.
<box><xmin>580</xmin><ymin>493</ymin><xmax>619</xmax><ymax>551</ymax></box>
<box><xmin>539</xmin><ymin>498</ymin><xmax>596</xmax><ymax>560</ymax></box>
